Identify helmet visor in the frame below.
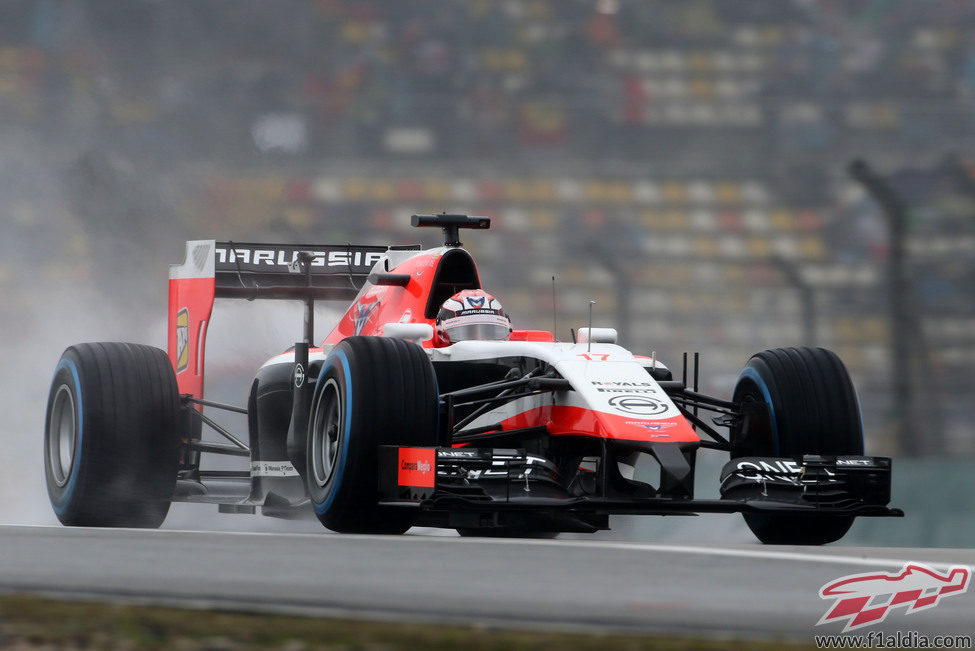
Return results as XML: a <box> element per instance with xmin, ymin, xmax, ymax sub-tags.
<box><xmin>444</xmin><ymin>323</ymin><xmax>511</xmax><ymax>342</ymax></box>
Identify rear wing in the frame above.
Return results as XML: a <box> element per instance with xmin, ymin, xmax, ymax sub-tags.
<box><xmin>168</xmin><ymin>240</ymin><xmax>389</xmax><ymax>398</ymax></box>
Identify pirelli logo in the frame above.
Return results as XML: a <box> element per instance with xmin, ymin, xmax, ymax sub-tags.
<box><xmin>175</xmin><ymin>308</ymin><xmax>189</xmax><ymax>373</ymax></box>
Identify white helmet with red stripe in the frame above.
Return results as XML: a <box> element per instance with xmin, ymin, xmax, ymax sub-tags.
<box><xmin>436</xmin><ymin>289</ymin><xmax>511</xmax><ymax>343</ymax></box>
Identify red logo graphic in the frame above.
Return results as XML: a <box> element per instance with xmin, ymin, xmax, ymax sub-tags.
<box><xmin>398</xmin><ymin>448</ymin><xmax>436</xmax><ymax>488</ymax></box>
<box><xmin>817</xmin><ymin>562</ymin><xmax>970</xmax><ymax>632</ymax></box>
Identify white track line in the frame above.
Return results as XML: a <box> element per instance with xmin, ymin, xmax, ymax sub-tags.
<box><xmin>453</xmin><ymin>538</ymin><xmax>971</xmax><ymax>570</ymax></box>
<box><xmin>9</xmin><ymin>524</ymin><xmax>970</xmax><ymax>571</ymax></box>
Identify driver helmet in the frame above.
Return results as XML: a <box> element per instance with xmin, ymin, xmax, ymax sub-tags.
<box><xmin>436</xmin><ymin>289</ymin><xmax>511</xmax><ymax>343</ymax></box>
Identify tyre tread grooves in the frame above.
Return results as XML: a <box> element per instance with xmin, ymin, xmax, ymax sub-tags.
<box><xmin>308</xmin><ymin>337</ymin><xmax>438</xmax><ymax>534</ymax></box>
<box><xmin>733</xmin><ymin>346</ymin><xmax>864</xmax><ymax>545</ymax></box>
<box><xmin>44</xmin><ymin>342</ymin><xmax>178</xmax><ymax>528</ymax></box>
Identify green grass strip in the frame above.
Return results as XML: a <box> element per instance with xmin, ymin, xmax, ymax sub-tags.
<box><xmin>0</xmin><ymin>594</ymin><xmax>816</xmax><ymax>650</ymax></box>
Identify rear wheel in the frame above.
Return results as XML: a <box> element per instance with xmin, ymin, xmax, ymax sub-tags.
<box><xmin>732</xmin><ymin>347</ymin><xmax>864</xmax><ymax>545</ymax></box>
<box><xmin>306</xmin><ymin>337</ymin><xmax>439</xmax><ymax>534</ymax></box>
<box><xmin>45</xmin><ymin>343</ymin><xmax>179</xmax><ymax>527</ymax></box>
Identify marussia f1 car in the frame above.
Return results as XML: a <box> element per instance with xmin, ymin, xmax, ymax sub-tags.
<box><xmin>45</xmin><ymin>214</ymin><xmax>902</xmax><ymax>544</ymax></box>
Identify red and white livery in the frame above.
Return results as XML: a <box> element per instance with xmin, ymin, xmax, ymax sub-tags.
<box><xmin>44</xmin><ymin>214</ymin><xmax>901</xmax><ymax>543</ymax></box>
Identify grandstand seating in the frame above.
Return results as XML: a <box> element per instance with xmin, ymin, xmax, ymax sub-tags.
<box><xmin>3</xmin><ymin>0</ymin><xmax>974</xmax><ymax>454</ymax></box>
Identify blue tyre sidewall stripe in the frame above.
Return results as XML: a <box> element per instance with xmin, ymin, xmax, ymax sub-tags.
<box><xmin>52</xmin><ymin>357</ymin><xmax>84</xmax><ymax>515</ymax></box>
<box><xmin>314</xmin><ymin>349</ymin><xmax>352</xmax><ymax>515</ymax></box>
<box><xmin>738</xmin><ymin>366</ymin><xmax>779</xmax><ymax>456</ymax></box>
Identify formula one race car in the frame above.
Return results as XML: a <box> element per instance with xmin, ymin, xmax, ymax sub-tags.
<box><xmin>44</xmin><ymin>214</ymin><xmax>902</xmax><ymax>544</ymax></box>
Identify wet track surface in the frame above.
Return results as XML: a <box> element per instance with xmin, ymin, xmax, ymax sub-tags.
<box><xmin>0</xmin><ymin>524</ymin><xmax>973</xmax><ymax>639</ymax></box>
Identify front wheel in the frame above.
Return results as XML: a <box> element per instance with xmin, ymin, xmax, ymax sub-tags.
<box><xmin>732</xmin><ymin>347</ymin><xmax>864</xmax><ymax>545</ymax></box>
<box><xmin>45</xmin><ymin>343</ymin><xmax>179</xmax><ymax>527</ymax></box>
<box><xmin>305</xmin><ymin>337</ymin><xmax>439</xmax><ymax>534</ymax></box>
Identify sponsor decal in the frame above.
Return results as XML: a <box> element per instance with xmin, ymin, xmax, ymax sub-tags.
<box><xmin>467</xmin><ymin>295</ymin><xmax>486</xmax><ymax>308</ymax></box>
<box><xmin>293</xmin><ymin>363</ymin><xmax>305</xmax><ymax>388</ymax></box>
<box><xmin>733</xmin><ymin>458</ymin><xmax>803</xmax><ymax>483</ymax></box>
<box><xmin>607</xmin><ymin>394</ymin><xmax>668</xmax><ymax>416</ymax></box>
<box><xmin>398</xmin><ymin>309</ymin><xmax>413</xmax><ymax>323</ymax></box>
<box><xmin>215</xmin><ymin>247</ymin><xmax>384</xmax><ymax>270</ymax></box>
<box><xmin>440</xmin><ymin>313</ymin><xmax>509</xmax><ymax>328</ymax></box>
<box><xmin>353</xmin><ymin>300</ymin><xmax>381</xmax><ymax>335</ymax></box>
<box><xmin>626</xmin><ymin>420</ymin><xmax>678</xmax><ymax>430</ymax></box>
<box><xmin>438</xmin><ymin>449</ymin><xmax>479</xmax><ymax>458</ymax></box>
<box><xmin>175</xmin><ymin>308</ymin><xmax>190</xmax><ymax>373</ymax></box>
<box><xmin>250</xmin><ymin>461</ymin><xmax>299</xmax><ymax>477</ymax></box>
<box><xmin>591</xmin><ymin>380</ymin><xmax>658</xmax><ymax>394</ymax></box>
<box><xmin>593</xmin><ymin>381</ymin><xmax>655</xmax><ymax>387</ymax></box>
<box><xmin>817</xmin><ymin>563</ymin><xmax>970</xmax><ymax>632</ymax></box>
<box><xmin>836</xmin><ymin>458</ymin><xmax>874</xmax><ymax>466</ymax></box>
<box><xmin>398</xmin><ymin>448</ymin><xmax>436</xmax><ymax>488</ymax></box>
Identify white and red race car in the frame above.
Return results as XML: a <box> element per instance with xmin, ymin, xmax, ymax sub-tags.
<box><xmin>45</xmin><ymin>214</ymin><xmax>901</xmax><ymax>544</ymax></box>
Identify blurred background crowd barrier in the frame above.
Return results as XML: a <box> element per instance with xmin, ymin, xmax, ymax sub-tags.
<box><xmin>2</xmin><ymin>0</ymin><xmax>974</xmax><ymax>461</ymax></box>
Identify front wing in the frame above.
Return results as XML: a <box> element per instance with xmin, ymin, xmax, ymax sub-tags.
<box><xmin>379</xmin><ymin>446</ymin><xmax>903</xmax><ymax>521</ymax></box>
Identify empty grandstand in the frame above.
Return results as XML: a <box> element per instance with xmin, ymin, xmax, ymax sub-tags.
<box><xmin>2</xmin><ymin>0</ymin><xmax>974</xmax><ymax>456</ymax></box>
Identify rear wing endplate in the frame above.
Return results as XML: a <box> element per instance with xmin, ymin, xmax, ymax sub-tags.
<box><xmin>168</xmin><ymin>240</ymin><xmax>389</xmax><ymax>397</ymax></box>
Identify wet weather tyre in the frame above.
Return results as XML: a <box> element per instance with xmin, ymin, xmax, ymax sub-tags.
<box><xmin>732</xmin><ymin>347</ymin><xmax>864</xmax><ymax>545</ymax></box>
<box><xmin>45</xmin><ymin>343</ymin><xmax>179</xmax><ymax>528</ymax></box>
<box><xmin>306</xmin><ymin>337</ymin><xmax>439</xmax><ymax>534</ymax></box>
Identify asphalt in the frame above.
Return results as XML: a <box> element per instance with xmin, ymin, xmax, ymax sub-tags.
<box><xmin>0</xmin><ymin>524</ymin><xmax>972</xmax><ymax>639</ymax></box>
